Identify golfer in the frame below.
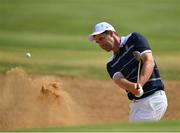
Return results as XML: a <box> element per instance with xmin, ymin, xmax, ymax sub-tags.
<box><xmin>88</xmin><ymin>22</ymin><xmax>168</xmax><ymax>122</ymax></box>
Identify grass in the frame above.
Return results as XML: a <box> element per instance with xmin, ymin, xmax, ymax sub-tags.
<box><xmin>14</xmin><ymin>120</ymin><xmax>180</xmax><ymax>132</ymax></box>
<box><xmin>0</xmin><ymin>0</ymin><xmax>179</xmax><ymax>80</ymax></box>
<box><xmin>0</xmin><ymin>32</ymin><xmax>179</xmax><ymax>80</ymax></box>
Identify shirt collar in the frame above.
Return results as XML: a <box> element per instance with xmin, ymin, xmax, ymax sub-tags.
<box><xmin>120</xmin><ymin>36</ymin><xmax>126</xmax><ymax>48</ymax></box>
<box><xmin>119</xmin><ymin>33</ymin><xmax>132</xmax><ymax>48</ymax></box>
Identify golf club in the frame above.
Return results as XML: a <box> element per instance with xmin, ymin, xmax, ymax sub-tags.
<box><xmin>132</xmin><ymin>51</ymin><xmax>144</xmax><ymax>97</ymax></box>
<box><xmin>133</xmin><ymin>51</ymin><xmax>141</xmax><ymax>85</ymax></box>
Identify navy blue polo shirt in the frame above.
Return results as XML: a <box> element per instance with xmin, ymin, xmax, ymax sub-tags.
<box><xmin>106</xmin><ymin>32</ymin><xmax>164</xmax><ymax>100</ymax></box>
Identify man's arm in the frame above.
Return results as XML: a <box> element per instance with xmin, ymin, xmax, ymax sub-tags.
<box><xmin>113</xmin><ymin>52</ymin><xmax>154</xmax><ymax>96</ymax></box>
<box><xmin>139</xmin><ymin>52</ymin><xmax>155</xmax><ymax>86</ymax></box>
<box><xmin>113</xmin><ymin>72</ymin><xmax>141</xmax><ymax>96</ymax></box>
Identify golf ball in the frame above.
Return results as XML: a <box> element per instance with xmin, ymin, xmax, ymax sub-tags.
<box><xmin>25</xmin><ymin>52</ymin><xmax>31</xmax><ymax>59</ymax></box>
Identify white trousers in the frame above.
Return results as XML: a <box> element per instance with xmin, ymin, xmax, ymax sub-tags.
<box><xmin>129</xmin><ymin>90</ymin><xmax>168</xmax><ymax>122</ymax></box>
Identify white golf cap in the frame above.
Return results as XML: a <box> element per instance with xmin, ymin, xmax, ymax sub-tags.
<box><xmin>88</xmin><ymin>22</ymin><xmax>116</xmax><ymax>42</ymax></box>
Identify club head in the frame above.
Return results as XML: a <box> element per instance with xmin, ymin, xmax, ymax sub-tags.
<box><xmin>133</xmin><ymin>51</ymin><xmax>141</xmax><ymax>61</ymax></box>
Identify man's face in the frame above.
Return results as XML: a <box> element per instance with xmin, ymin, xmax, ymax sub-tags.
<box><xmin>94</xmin><ymin>32</ymin><xmax>114</xmax><ymax>52</ymax></box>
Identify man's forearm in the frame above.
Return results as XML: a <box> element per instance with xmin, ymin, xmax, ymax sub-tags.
<box><xmin>140</xmin><ymin>54</ymin><xmax>155</xmax><ymax>86</ymax></box>
<box><xmin>113</xmin><ymin>73</ymin><xmax>140</xmax><ymax>95</ymax></box>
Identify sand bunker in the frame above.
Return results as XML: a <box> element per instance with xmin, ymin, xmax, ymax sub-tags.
<box><xmin>0</xmin><ymin>67</ymin><xmax>179</xmax><ymax>130</ymax></box>
<box><xmin>0</xmin><ymin>67</ymin><xmax>84</xmax><ymax>130</ymax></box>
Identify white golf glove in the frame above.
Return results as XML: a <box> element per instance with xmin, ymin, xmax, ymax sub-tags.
<box><xmin>135</xmin><ymin>83</ymin><xmax>144</xmax><ymax>97</ymax></box>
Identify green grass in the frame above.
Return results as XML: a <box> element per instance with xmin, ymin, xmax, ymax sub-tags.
<box><xmin>14</xmin><ymin>120</ymin><xmax>180</xmax><ymax>132</ymax></box>
<box><xmin>0</xmin><ymin>0</ymin><xmax>180</xmax><ymax>80</ymax></box>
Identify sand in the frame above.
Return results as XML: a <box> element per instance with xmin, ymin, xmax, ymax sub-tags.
<box><xmin>0</xmin><ymin>67</ymin><xmax>179</xmax><ymax>130</ymax></box>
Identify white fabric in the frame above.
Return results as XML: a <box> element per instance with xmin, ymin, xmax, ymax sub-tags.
<box><xmin>129</xmin><ymin>90</ymin><xmax>168</xmax><ymax>122</ymax></box>
<box><xmin>88</xmin><ymin>22</ymin><xmax>116</xmax><ymax>42</ymax></box>
<box><xmin>141</xmin><ymin>50</ymin><xmax>152</xmax><ymax>55</ymax></box>
<box><xmin>120</xmin><ymin>33</ymin><xmax>132</xmax><ymax>47</ymax></box>
<box><xmin>112</xmin><ymin>71</ymin><xmax>124</xmax><ymax>80</ymax></box>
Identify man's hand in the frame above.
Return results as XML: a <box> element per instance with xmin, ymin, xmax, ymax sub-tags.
<box><xmin>134</xmin><ymin>83</ymin><xmax>144</xmax><ymax>97</ymax></box>
<box><xmin>113</xmin><ymin>72</ymin><xmax>144</xmax><ymax>97</ymax></box>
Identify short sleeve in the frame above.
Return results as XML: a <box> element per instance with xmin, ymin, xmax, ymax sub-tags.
<box><xmin>131</xmin><ymin>32</ymin><xmax>151</xmax><ymax>53</ymax></box>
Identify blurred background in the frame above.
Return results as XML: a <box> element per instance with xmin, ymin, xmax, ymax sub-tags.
<box><xmin>0</xmin><ymin>0</ymin><xmax>179</xmax><ymax>80</ymax></box>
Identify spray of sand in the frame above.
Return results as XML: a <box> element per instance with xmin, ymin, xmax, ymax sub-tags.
<box><xmin>0</xmin><ymin>67</ymin><xmax>84</xmax><ymax>130</ymax></box>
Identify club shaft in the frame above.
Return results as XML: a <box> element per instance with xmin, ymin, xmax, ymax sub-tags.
<box><xmin>137</xmin><ymin>60</ymin><xmax>141</xmax><ymax>84</ymax></box>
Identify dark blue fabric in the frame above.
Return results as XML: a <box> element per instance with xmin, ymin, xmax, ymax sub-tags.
<box><xmin>106</xmin><ymin>32</ymin><xmax>164</xmax><ymax>100</ymax></box>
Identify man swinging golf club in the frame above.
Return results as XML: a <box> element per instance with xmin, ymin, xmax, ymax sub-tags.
<box><xmin>88</xmin><ymin>22</ymin><xmax>168</xmax><ymax>122</ymax></box>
